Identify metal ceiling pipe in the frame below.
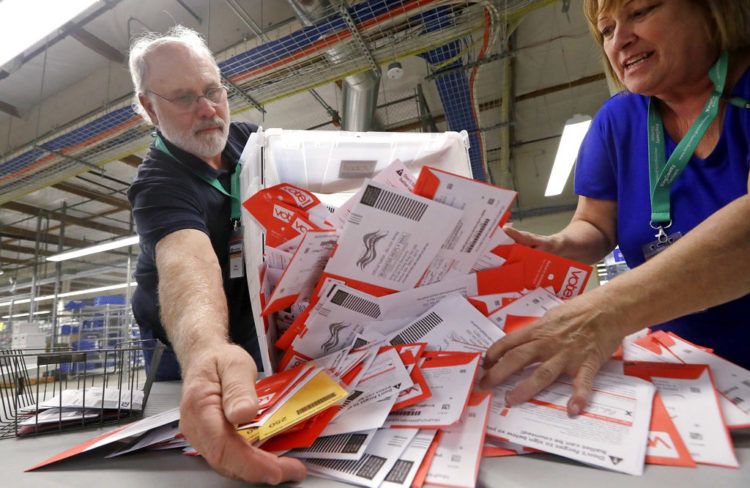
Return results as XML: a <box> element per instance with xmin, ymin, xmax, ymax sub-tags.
<box><xmin>286</xmin><ymin>0</ymin><xmax>380</xmax><ymax>131</ymax></box>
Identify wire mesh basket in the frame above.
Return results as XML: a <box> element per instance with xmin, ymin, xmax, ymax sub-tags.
<box><xmin>0</xmin><ymin>340</ymin><xmax>163</xmax><ymax>439</ymax></box>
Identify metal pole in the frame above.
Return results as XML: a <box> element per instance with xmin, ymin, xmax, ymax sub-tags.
<box><xmin>29</xmin><ymin>210</ymin><xmax>44</xmax><ymax>319</ymax></box>
<box><xmin>51</xmin><ymin>203</ymin><xmax>66</xmax><ymax>348</ymax></box>
<box><xmin>8</xmin><ymin>298</ymin><xmax>14</xmax><ymax>332</ymax></box>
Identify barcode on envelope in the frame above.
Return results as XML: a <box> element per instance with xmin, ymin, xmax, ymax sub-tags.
<box><xmin>330</xmin><ymin>289</ymin><xmax>381</xmax><ymax>318</ymax></box>
<box><xmin>390</xmin><ymin>312</ymin><xmax>443</xmax><ymax>345</ymax></box>
<box><xmin>360</xmin><ymin>185</ymin><xmax>428</xmax><ymax>221</ymax></box>
<box><xmin>308</xmin><ymin>454</ymin><xmax>387</xmax><ymax>480</ymax></box>
<box><xmin>389</xmin><ymin>410</ymin><xmax>421</xmax><ymax>416</ymax></box>
<box><xmin>384</xmin><ymin>459</ymin><xmax>414</xmax><ymax>484</ymax></box>
<box><xmin>341</xmin><ymin>390</ymin><xmax>364</xmax><ymax>409</ymax></box>
<box><xmin>462</xmin><ymin>217</ymin><xmax>490</xmax><ymax>253</ymax></box>
<box><xmin>296</xmin><ymin>392</ymin><xmax>337</xmax><ymax>416</ymax></box>
<box><xmin>304</xmin><ymin>433</ymin><xmax>368</xmax><ymax>454</ymax></box>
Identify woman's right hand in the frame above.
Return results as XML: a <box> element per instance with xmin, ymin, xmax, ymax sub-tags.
<box><xmin>479</xmin><ymin>291</ymin><xmax>626</xmax><ymax>415</ymax></box>
<box><xmin>503</xmin><ymin>225</ymin><xmax>559</xmax><ymax>254</ymax></box>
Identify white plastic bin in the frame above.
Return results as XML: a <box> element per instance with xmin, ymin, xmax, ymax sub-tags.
<box><xmin>239</xmin><ymin>128</ymin><xmax>473</xmax><ymax>373</ymax></box>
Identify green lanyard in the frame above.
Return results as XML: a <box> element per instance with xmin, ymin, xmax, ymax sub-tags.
<box><xmin>154</xmin><ymin>135</ymin><xmax>242</xmax><ymax>223</ymax></box>
<box><xmin>647</xmin><ymin>51</ymin><xmax>728</xmax><ymax>230</ymax></box>
<box><xmin>647</xmin><ymin>51</ymin><xmax>750</xmax><ymax>235</ymax></box>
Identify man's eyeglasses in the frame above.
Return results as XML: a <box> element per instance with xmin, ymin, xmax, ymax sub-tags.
<box><xmin>147</xmin><ymin>85</ymin><xmax>227</xmax><ymax>112</ymax></box>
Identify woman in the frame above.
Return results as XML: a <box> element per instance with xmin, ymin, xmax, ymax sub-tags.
<box><xmin>481</xmin><ymin>0</ymin><xmax>750</xmax><ymax>415</ymax></box>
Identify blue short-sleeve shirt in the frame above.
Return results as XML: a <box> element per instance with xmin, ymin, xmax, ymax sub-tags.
<box><xmin>575</xmin><ymin>68</ymin><xmax>750</xmax><ymax>368</ymax></box>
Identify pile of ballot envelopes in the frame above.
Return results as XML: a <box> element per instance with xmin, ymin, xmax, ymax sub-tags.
<box><xmin>29</xmin><ymin>163</ymin><xmax>750</xmax><ymax>486</ymax></box>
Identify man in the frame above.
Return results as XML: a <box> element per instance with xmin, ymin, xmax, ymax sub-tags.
<box><xmin>127</xmin><ymin>26</ymin><xmax>306</xmax><ymax>484</ymax></box>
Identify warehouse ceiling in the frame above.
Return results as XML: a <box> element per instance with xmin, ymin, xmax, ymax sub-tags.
<box><xmin>0</xmin><ymin>0</ymin><xmax>612</xmax><ymax>319</ymax></box>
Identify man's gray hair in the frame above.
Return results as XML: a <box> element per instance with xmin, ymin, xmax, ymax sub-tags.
<box><xmin>128</xmin><ymin>25</ymin><xmax>220</xmax><ymax>120</ymax></box>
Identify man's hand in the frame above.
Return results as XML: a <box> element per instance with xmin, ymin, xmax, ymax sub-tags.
<box><xmin>479</xmin><ymin>294</ymin><xmax>625</xmax><ymax>415</ymax></box>
<box><xmin>178</xmin><ymin>343</ymin><xmax>307</xmax><ymax>484</ymax></box>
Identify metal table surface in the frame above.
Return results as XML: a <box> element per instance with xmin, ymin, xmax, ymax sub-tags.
<box><xmin>1</xmin><ymin>381</ymin><xmax>748</xmax><ymax>487</ymax></box>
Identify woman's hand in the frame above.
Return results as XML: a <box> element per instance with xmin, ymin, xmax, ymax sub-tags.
<box><xmin>479</xmin><ymin>293</ymin><xmax>626</xmax><ymax>415</ymax></box>
<box><xmin>503</xmin><ymin>226</ymin><xmax>559</xmax><ymax>254</ymax></box>
<box><xmin>178</xmin><ymin>344</ymin><xmax>307</xmax><ymax>484</ymax></box>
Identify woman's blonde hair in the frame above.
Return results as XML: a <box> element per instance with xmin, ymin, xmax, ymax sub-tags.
<box><xmin>583</xmin><ymin>0</ymin><xmax>750</xmax><ymax>90</ymax></box>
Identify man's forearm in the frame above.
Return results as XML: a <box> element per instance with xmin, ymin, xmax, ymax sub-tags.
<box><xmin>587</xmin><ymin>194</ymin><xmax>750</xmax><ymax>334</ymax></box>
<box><xmin>156</xmin><ymin>230</ymin><xmax>230</xmax><ymax>369</ymax></box>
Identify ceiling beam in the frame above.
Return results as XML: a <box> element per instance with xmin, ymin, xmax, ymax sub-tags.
<box><xmin>120</xmin><ymin>155</ymin><xmax>143</xmax><ymax>168</ymax></box>
<box><xmin>2</xmin><ymin>201</ymin><xmax>129</xmax><ymax>236</ymax></box>
<box><xmin>52</xmin><ymin>181</ymin><xmax>130</xmax><ymax>210</ymax></box>
<box><xmin>0</xmin><ymin>241</ymin><xmax>54</xmax><ymax>257</ymax></box>
<box><xmin>66</xmin><ymin>24</ymin><xmax>125</xmax><ymax>64</ymax></box>
<box><xmin>0</xmin><ymin>99</ymin><xmax>21</xmax><ymax>118</ymax></box>
<box><xmin>516</xmin><ymin>73</ymin><xmax>607</xmax><ymax>102</ymax></box>
<box><xmin>385</xmin><ymin>73</ymin><xmax>608</xmax><ymax>133</ymax></box>
<box><xmin>0</xmin><ymin>255</ymin><xmax>27</xmax><ymax>265</ymax></box>
<box><xmin>0</xmin><ymin>225</ymin><xmax>92</xmax><ymax>248</ymax></box>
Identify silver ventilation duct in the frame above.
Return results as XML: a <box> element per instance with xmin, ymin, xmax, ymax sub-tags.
<box><xmin>287</xmin><ymin>0</ymin><xmax>380</xmax><ymax>131</ymax></box>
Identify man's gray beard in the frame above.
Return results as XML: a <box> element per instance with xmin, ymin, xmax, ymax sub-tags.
<box><xmin>160</xmin><ymin>117</ymin><xmax>229</xmax><ymax>160</ymax></box>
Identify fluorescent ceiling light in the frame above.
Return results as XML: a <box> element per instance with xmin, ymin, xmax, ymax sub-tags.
<box><xmin>47</xmin><ymin>235</ymin><xmax>139</xmax><ymax>262</ymax></box>
<box><xmin>0</xmin><ymin>282</ymin><xmax>135</xmax><ymax>308</ymax></box>
<box><xmin>545</xmin><ymin>114</ymin><xmax>592</xmax><ymax>197</ymax></box>
<box><xmin>0</xmin><ymin>0</ymin><xmax>99</xmax><ymax>67</ymax></box>
<box><xmin>2</xmin><ymin>310</ymin><xmax>50</xmax><ymax>320</ymax></box>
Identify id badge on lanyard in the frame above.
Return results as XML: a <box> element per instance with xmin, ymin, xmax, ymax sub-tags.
<box><xmin>229</xmin><ymin>220</ymin><xmax>244</xmax><ymax>279</ymax></box>
<box><xmin>641</xmin><ymin>227</ymin><xmax>683</xmax><ymax>261</ymax></box>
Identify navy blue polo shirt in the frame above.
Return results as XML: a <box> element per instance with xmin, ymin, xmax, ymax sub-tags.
<box><xmin>128</xmin><ymin>122</ymin><xmax>260</xmax><ymax>365</ymax></box>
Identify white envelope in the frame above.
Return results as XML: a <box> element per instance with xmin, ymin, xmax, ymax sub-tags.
<box><xmin>385</xmin><ymin>352</ymin><xmax>480</xmax><ymax>429</ymax></box>
<box><xmin>292</xmin><ymin>284</ymin><xmax>383</xmax><ymax>358</ymax></box>
<box><xmin>414</xmin><ymin>167</ymin><xmax>516</xmax><ymax>285</ymax></box>
<box><xmin>305</xmin><ymin>428</ymin><xmax>418</xmax><ymax>488</ymax></box>
<box><xmin>659</xmin><ymin>333</ymin><xmax>750</xmax><ymax>422</ymax></box>
<box><xmin>380</xmin><ymin>430</ymin><xmax>438</xmax><ymax>488</ymax></box>
<box><xmin>651</xmin><ymin>367</ymin><xmax>739</xmax><ymax>467</ymax></box>
<box><xmin>20</xmin><ymin>407</ymin><xmax>102</xmax><ymax>426</ymax></box>
<box><xmin>263</xmin><ymin>230</ymin><xmax>338</xmax><ymax>315</ymax></box>
<box><xmin>38</xmin><ymin>388</ymin><xmax>144</xmax><ymax>411</ymax></box>
<box><xmin>488</xmin><ymin>287</ymin><xmax>563</xmax><ymax>329</ymax></box>
<box><xmin>323</xmin><ymin>180</ymin><xmax>462</xmax><ymax>293</ymax></box>
<box><xmin>106</xmin><ymin>421</ymin><xmax>181</xmax><ymax>458</ymax></box>
<box><xmin>287</xmin><ymin>429</ymin><xmax>378</xmax><ymax>460</ymax></box>
<box><xmin>385</xmin><ymin>294</ymin><xmax>505</xmax><ymax>351</ymax></box>
<box><xmin>329</xmin><ymin>159</ymin><xmax>416</xmax><ymax>230</ymax></box>
<box><xmin>425</xmin><ymin>392</ymin><xmax>491</xmax><ymax>488</ymax></box>
<box><xmin>265</xmin><ymin>246</ymin><xmax>293</xmax><ymax>270</ymax></box>
<box><xmin>486</xmin><ymin>368</ymin><xmax>655</xmax><ymax>476</ymax></box>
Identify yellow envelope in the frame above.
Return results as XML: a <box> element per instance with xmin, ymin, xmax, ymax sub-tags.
<box><xmin>237</xmin><ymin>370</ymin><xmax>347</xmax><ymax>443</ymax></box>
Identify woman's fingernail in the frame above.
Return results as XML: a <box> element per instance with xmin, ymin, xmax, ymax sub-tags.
<box><xmin>568</xmin><ymin>402</ymin><xmax>581</xmax><ymax>416</ymax></box>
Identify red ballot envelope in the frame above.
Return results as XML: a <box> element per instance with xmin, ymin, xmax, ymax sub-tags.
<box><xmin>502</xmin><ymin>314</ymin><xmax>539</xmax><ymax>334</ymax></box>
<box><xmin>621</xmin><ymin>361</ymin><xmax>697</xmax><ymax>467</ymax></box>
<box><xmin>492</xmin><ymin>244</ymin><xmax>592</xmax><ymax>298</ymax></box>
<box><xmin>243</xmin><ymin>183</ymin><xmax>331</xmax><ymax>248</ymax></box>
<box><xmin>624</xmin><ymin>361</ymin><xmax>737</xmax><ymax>468</ymax></box>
